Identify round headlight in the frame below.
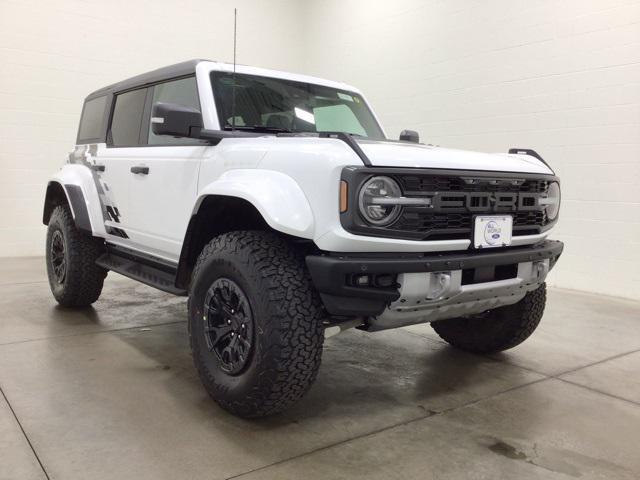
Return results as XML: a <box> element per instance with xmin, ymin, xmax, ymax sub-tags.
<box><xmin>544</xmin><ymin>182</ymin><xmax>561</xmax><ymax>220</ymax></box>
<box><xmin>358</xmin><ymin>176</ymin><xmax>402</xmax><ymax>226</ymax></box>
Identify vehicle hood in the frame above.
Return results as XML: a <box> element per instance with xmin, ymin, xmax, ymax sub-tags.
<box><xmin>355</xmin><ymin>139</ymin><xmax>553</xmax><ymax>175</ymax></box>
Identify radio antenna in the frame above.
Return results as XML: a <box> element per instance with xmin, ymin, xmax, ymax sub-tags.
<box><xmin>231</xmin><ymin>8</ymin><xmax>237</xmax><ymax>131</ymax></box>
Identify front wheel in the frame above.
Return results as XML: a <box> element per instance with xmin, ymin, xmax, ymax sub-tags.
<box><xmin>188</xmin><ymin>231</ymin><xmax>325</xmax><ymax>418</ymax></box>
<box><xmin>431</xmin><ymin>284</ymin><xmax>546</xmax><ymax>354</ymax></box>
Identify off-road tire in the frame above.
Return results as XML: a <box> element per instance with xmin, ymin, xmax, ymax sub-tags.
<box><xmin>188</xmin><ymin>231</ymin><xmax>325</xmax><ymax>418</ymax></box>
<box><xmin>431</xmin><ymin>283</ymin><xmax>546</xmax><ymax>354</ymax></box>
<box><xmin>46</xmin><ymin>205</ymin><xmax>107</xmax><ymax>307</ymax></box>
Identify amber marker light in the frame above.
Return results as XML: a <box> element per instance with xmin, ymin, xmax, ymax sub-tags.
<box><xmin>340</xmin><ymin>180</ymin><xmax>348</xmax><ymax>213</ymax></box>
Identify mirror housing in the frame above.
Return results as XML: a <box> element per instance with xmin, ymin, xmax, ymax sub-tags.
<box><xmin>151</xmin><ymin>102</ymin><xmax>203</xmax><ymax>138</ymax></box>
<box><xmin>399</xmin><ymin>129</ymin><xmax>419</xmax><ymax>143</ymax></box>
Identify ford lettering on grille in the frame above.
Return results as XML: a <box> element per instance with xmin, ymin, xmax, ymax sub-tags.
<box><xmin>430</xmin><ymin>192</ymin><xmax>541</xmax><ymax>213</ymax></box>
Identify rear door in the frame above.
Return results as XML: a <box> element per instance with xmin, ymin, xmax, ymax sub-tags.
<box><xmin>122</xmin><ymin>76</ymin><xmax>209</xmax><ymax>262</ymax></box>
<box><xmin>96</xmin><ymin>87</ymin><xmax>149</xmax><ymax>247</ymax></box>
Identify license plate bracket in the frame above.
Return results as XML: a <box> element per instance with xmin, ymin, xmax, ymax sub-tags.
<box><xmin>473</xmin><ymin>215</ymin><xmax>513</xmax><ymax>249</ymax></box>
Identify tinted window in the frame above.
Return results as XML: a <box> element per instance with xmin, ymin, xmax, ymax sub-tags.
<box><xmin>314</xmin><ymin>104</ymin><xmax>366</xmax><ymax>136</ymax></box>
<box><xmin>110</xmin><ymin>88</ymin><xmax>147</xmax><ymax>147</ymax></box>
<box><xmin>77</xmin><ymin>96</ymin><xmax>107</xmax><ymax>143</ymax></box>
<box><xmin>148</xmin><ymin>76</ymin><xmax>205</xmax><ymax>145</ymax></box>
<box><xmin>211</xmin><ymin>72</ymin><xmax>384</xmax><ymax>139</ymax></box>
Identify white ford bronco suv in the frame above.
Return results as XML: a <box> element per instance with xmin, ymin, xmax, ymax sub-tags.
<box><xmin>43</xmin><ymin>60</ymin><xmax>563</xmax><ymax>418</ymax></box>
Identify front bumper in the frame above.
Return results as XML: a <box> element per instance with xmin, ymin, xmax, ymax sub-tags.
<box><xmin>306</xmin><ymin>240</ymin><xmax>563</xmax><ymax>329</ymax></box>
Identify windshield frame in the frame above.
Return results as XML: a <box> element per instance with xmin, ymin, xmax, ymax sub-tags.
<box><xmin>209</xmin><ymin>70</ymin><xmax>386</xmax><ymax>140</ymax></box>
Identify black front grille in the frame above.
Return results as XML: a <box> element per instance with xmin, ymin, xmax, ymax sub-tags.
<box><xmin>340</xmin><ymin>167</ymin><xmax>558</xmax><ymax>242</ymax></box>
<box><xmin>398</xmin><ymin>175</ymin><xmax>550</xmax><ymax>195</ymax></box>
<box><xmin>390</xmin><ymin>173</ymin><xmax>551</xmax><ymax>239</ymax></box>
<box><xmin>514</xmin><ymin>211</ymin><xmax>547</xmax><ymax>227</ymax></box>
<box><xmin>393</xmin><ymin>209</ymin><xmax>549</xmax><ymax>239</ymax></box>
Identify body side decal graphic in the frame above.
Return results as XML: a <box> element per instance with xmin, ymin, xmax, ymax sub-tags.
<box><xmin>68</xmin><ymin>144</ymin><xmax>129</xmax><ymax>238</ymax></box>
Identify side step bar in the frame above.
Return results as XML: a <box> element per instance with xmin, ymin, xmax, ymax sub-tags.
<box><xmin>96</xmin><ymin>251</ymin><xmax>187</xmax><ymax>296</ymax></box>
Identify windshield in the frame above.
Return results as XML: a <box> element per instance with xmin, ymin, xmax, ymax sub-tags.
<box><xmin>211</xmin><ymin>72</ymin><xmax>385</xmax><ymax>139</ymax></box>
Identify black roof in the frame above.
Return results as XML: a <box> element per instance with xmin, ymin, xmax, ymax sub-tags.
<box><xmin>86</xmin><ymin>59</ymin><xmax>209</xmax><ymax>100</ymax></box>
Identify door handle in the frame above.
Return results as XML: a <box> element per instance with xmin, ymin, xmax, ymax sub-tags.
<box><xmin>130</xmin><ymin>165</ymin><xmax>149</xmax><ymax>175</ymax></box>
<box><xmin>91</xmin><ymin>164</ymin><xmax>105</xmax><ymax>172</ymax></box>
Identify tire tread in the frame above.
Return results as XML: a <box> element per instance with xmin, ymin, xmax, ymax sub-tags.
<box><xmin>46</xmin><ymin>205</ymin><xmax>106</xmax><ymax>307</ymax></box>
<box><xmin>431</xmin><ymin>284</ymin><xmax>546</xmax><ymax>354</ymax></box>
<box><xmin>188</xmin><ymin>231</ymin><xmax>324</xmax><ymax>418</ymax></box>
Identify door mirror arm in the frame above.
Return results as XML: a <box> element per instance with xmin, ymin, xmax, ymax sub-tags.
<box><xmin>399</xmin><ymin>129</ymin><xmax>420</xmax><ymax>143</ymax></box>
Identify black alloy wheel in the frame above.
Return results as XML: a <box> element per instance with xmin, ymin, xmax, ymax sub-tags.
<box><xmin>203</xmin><ymin>278</ymin><xmax>255</xmax><ymax>375</ymax></box>
<box><xmin>188</xmin><ymin>231</ymin><xmax>325</xmax><ymax>418</ymax></box>
<box><xmin>45</xmin><ymin>205</ymin><xmax>107</xmax><ymax>307</ymax></box>
<box><xmin>50</xmin><ymin>229</ymin><xmax>66</xmax><ymax>284</ymax></box>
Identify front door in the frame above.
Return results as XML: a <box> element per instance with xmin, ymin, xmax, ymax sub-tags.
<box><xmin>105</xmin><ymin>76</ymin><xmax>209</xmax><ymax>262</ymax></box>
<box><xmin>125</xmin><ymin>144</ymin><xmax>206</xmax><ymax>261</ymax></box>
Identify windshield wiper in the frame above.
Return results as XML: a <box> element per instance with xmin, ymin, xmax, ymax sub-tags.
<box><xmin>223</xmin><ymin>125</ymin><xmax>293</xmax><ymax>133</ymax></box>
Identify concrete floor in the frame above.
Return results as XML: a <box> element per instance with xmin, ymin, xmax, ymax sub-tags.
<box><xmin>1</xmin><ymin>257</ymin><xmax>639</xmax><ymax>480</ymax></box>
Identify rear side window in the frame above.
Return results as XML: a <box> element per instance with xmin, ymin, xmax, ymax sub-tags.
<box><xmin>148</xmin><ymin>76</ymin><xmax>206</xmax><ymax>146</ymax></box>
<box><xmin>77</xmin><ymin>96</ymin><xmax>107</xmax><ymax>144</ymax></box>
<box><xmin>110</xmin><ymin>88</ymin><xmax>148</xmax><ymax>147</ymax></box>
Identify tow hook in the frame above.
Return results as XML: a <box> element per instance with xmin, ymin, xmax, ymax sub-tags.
<box><xmin>534</xmin><ymin>260</ymin><xmax>550</xmax><ymax>281</ymax></box>
<box><xmin>324</xmin><ymin>318</ymin><xmax>364</xmax><ymax>339</ymax></box>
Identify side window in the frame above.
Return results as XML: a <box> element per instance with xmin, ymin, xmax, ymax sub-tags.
<box><xmin>110</xmin><ymin>88</ymin><xmax>147</xmax><ymax>147</ymax></box>
<box><xmin>148</xmin><ymin>77</ymin><xmax>206</xmax><ymax>145</ymax></box>
<box><xmin>77</xmin><ymin>96</ymin><xmax>108</xmax><ymax>143</ymax></box>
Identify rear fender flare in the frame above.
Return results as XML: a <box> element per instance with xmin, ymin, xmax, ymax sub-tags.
<box><xmin>44</xmin><ymin>164</ymin><xmax>107</xmax><ymax>236</ymax></box>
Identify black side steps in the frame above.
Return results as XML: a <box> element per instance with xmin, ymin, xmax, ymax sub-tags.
<box><xmin>96</xmin><ymin>250</ymin><xmax>187</xmax><ymax>296</ymax></box>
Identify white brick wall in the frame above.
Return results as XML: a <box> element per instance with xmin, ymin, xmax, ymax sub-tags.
<box><xmin>301</xmin><ymin>0</ymin><xmax>640</xmax><ymax>300</ymax></box>
<box><xmin>2</xmin><ymin>0</ymin><xmax>639</xmax><ymax>300</ymax></box>
<box><xmin>0</xmin><ymin>0</ymin><xmax>306</xmax><ymax>257</ymax></box>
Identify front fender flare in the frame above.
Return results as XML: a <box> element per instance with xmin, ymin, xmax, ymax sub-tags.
<box><xmin>195</xmin><ymin>169</ymin><xmax>314</xmax><ymax>238</ymax></box>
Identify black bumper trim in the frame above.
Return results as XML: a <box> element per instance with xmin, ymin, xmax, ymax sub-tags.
<box><xmin>306</xmin><ymin>240</ymin><xmax>563</xmax><ymax>316</ymax></box>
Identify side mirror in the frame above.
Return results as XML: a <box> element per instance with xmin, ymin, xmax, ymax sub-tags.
<box><xmin>399</xmin><ymin>129</ymin><xmax>419</xmax><ymax>143</ymax></box>
<box><xmin>151</xmin><ymin>102</ymin><xmax>203</xmax><ymax>138</ymax></box>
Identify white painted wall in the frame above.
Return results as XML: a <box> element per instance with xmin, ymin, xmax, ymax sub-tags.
<box><xmin>2</xmin><ymin>0</ymin><xmax>639</xmax><ymax>300</ymax></box>
<box><xmin>301</xmin><ymin>0</ymin><xmax>640</xmax><ymax>300</ymax></box>
<box><xmin>0</xmin><ymin>0</ymin><xmax>305</xmax><ymax>257</ymax></box>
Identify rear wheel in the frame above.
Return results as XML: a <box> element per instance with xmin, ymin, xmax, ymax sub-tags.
<box><xmin>46</xmin><ymin>205</ymin><xmax>107</xmax><ymax>307</ymax></box>
<box><xmin>188</xmin><ymin>231</ymin><xmax>325</xmax><ymax>418</ymax></box>
<box><xmin>431</xmin><ymin>284</ymin><xmax>546</xmax><ymax>354</ymax></box>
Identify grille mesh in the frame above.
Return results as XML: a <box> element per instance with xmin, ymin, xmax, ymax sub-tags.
<box><xmin>398</xmin><ymin>176</ymin><xmax>550</xmax><ymax>194</ymax></box>
<box><xmin>390</xmin><ymin>174</ymin><xmax>550</xmax><ymax>239</ymax></box>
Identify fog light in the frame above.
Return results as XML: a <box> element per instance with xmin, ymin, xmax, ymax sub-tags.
<box><xmin>355</xmin><ymin>274</ymin><xmax>370</xmax><ymax>286</ymax></box>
